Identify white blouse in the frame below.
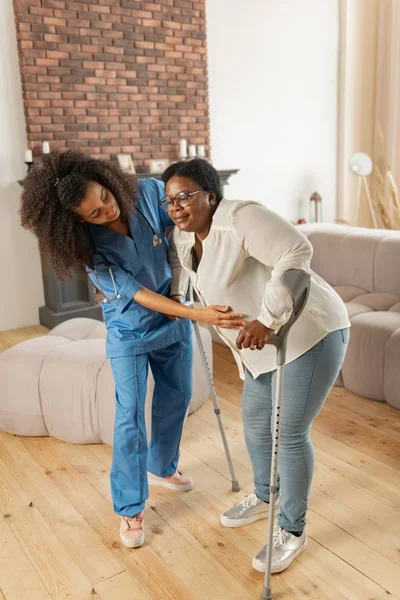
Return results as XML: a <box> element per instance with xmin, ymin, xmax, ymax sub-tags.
<box><xmin>169</xmin><ymin>199</ymin><xmax>350</xmax><ymax>379</ymax></box>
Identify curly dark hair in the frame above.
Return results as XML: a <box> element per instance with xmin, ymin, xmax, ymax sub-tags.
<box><xmin>161</xmin><ymin>158</ymin><xmax>223</xmax><ymax>204</ymax></box>
<box><xmin>161</xmin><ymin>160</ymin><xmax>186</xmax><ymax>185</ymax></box>
<box><xmin>20</xmin><ymin>150</ymin><xmax>137</xmax><ymax>279</ymax></box>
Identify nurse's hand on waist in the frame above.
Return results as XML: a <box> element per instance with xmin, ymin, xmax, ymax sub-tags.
<box><xmin>197</xmin><ymin>305</ymin><xmax>246</xmax><ymax>329</ymax></box>
<box><xmin>133</xmin><ymin>287</ymin><xmax>245</xmax><ymax>329</ymax></box>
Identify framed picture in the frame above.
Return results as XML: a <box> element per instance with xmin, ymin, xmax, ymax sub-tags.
<box><xmin>117</xmin><ymin>154</ymin><xmax>136</xmax><ymax>174</ymax></box>
<box><xmin>148</xmin><ymin>158</ymin><xmax>170</xmax><ymax>174</ymax></box>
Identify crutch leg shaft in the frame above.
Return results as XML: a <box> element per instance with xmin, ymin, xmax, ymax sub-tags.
<box><xmin>261</xmin><ymin>364</ymin><xmax>284</xmax><ymax>599</ymax></box>
<box><xmin>192</xmin><ymin>321</ymin><xmax>240</xmax><ymax>492</ymax></box>
<box><xmin>260</xmin><ymin>269</ymin><xmax>311</xmax><ymax>600</ymax></box>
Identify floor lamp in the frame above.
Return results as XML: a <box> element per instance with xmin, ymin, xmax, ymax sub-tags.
<box><xmin>349</xmin><ymin>152</ymin><xmax>378</xmax><ymax>227</ymax></box>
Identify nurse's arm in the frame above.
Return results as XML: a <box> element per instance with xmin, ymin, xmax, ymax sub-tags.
<box><xmin>133</xmin><ymin>287</ymin><xmax>245</xmax><ymax>329</ymax></box>
<box><xmin>168</xmin><ymin>228</ymin><xmax>191</xmax><ymax>298</ymax></box>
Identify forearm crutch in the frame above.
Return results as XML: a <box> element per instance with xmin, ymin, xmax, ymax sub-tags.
<box><xmin>187</xmin><ymin>282</ymin><xmax>240</xmax><ymax>492</ymax></box>
<box><xmin>260</xmin><ymin>269</ymin><xmax>311</xmax><ymax>600</ymax></box>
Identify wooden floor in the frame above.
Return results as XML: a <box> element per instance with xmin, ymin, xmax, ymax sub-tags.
<box><xmin>1</xmin><ymin>327</ymin><xmax>400</xmax><ymax>600</ymax></box>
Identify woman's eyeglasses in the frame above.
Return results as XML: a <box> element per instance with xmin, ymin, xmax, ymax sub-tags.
<box><xmin>159</xmin><ymin>189</ymin><xmax>204</xmax><ymax>212</ymax></box>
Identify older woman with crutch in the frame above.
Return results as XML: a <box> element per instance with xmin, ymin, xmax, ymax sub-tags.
<box><xmin>162</xmin><ymin>159</ymin><xmax>350</xmax><ymax>584</ymax></box>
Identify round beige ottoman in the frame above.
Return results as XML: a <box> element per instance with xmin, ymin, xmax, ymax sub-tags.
<box><xmin>341</xmin><ymin>311</ymin><xmax>400</xmax><ymax>408</ymax></box>
<box><xmin>0</xmin><ymin>318</ymin><xmax>213</xmax><ymax>445</ymax></box>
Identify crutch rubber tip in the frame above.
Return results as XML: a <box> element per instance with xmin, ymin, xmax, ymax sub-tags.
<box><xmin>260</xmin><ymin>587</ymin><xmax>272</xmax><ymax>600</ymax></box>
<box><xmin>231</xmin><ymin>481</ymin><xmax>241</xmax><ymax>492</ymax></box>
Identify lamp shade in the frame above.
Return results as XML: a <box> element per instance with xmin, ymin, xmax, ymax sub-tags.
<box><xmin>349</xmin><ymin>152</ymin><xmax>373</xmax><ymax>176</ymax></box>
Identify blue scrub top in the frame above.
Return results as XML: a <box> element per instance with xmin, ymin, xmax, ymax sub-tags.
<box><xmin>86</xmin><ymin>178</ymin><xmax>191</xmax><ymax>358</ymax></box>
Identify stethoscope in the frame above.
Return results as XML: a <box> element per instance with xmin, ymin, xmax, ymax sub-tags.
<box><xmin>136</xmin><ymin>207</ymin><xmax>164</xmax><ymax>248</ymax></box>
<box><xmin>88</xmin><ymin>207</ymin><xmax>163</xmax><ymax>303</ymax></box>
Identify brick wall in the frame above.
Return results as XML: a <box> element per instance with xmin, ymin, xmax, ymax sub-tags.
<box><xmin>13</xmin><ymin>0</ymin><xmax>209</xmax><ymax>169</ymax></box>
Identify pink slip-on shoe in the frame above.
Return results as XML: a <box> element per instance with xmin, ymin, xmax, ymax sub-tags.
<box><xmin>148</xmin><ymin>470</ymin><xmax>194</xmax><ymax>492</ymax></box>
<box><xmin>120</xmin><ymin>511</ymin><xmax>144</xmax><ymax>548</ymax></box>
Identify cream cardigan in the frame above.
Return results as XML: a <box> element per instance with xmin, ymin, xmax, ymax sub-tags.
<box><xmin>169</xmin><ymin>199</ymin><xmax>350</xmax><ymax>379</ymax></box>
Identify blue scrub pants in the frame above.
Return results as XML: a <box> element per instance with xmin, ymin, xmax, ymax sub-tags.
<box><xmin>110</xmin><ymin>335</ymin><xmax>193</xmax><ymax>517</ymax></box>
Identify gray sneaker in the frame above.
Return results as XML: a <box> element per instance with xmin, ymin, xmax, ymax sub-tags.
<box><xmin>252</xmin><ymin>526</ymin><xmax>308</xmax><ymax>573</ymax></box>
<box><xmin>220</xmin><ymin>493</ymin><xmax>280</xmax><ymax>528</ymax></box>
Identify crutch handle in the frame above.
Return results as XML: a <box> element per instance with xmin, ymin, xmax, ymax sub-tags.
<box><xmin>268</xmin><ymin>269</ymin><xmax>311</xmax><ymax>364</ymax></box>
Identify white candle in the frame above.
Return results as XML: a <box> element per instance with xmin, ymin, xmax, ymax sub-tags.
<box><xmin>197</xmin><ymin>144</ymin><xmax>205</xmax><ymax>158</ymax></box>
<box><xmin>188</xmin><ymin>144</ymin><xmax>196</xmax><ymax>158</ymax></box>
<box><xmin>25</xmin><ymin>149</ymin><xmax>33</xmax><ymax>163</ymax></box>
<box><xmin>42</xmin><ymin>141</ymin><xmax>50</xmax><ymax>154</ymax></box>
<box><xmin>179</xmin><ymin>139</ymin><xmax>187</xmax><ymax>159</ymax></box>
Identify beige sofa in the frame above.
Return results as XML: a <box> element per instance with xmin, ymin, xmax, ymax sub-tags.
<box><xmin>0</xmin><ymin>318</ymin><xmax>213</xmax><ymax>444</ymax></box>
<box><xmin>298</xmin><ymin>223</ymin><xmax>400</xmax><ymax>409</ymax></box>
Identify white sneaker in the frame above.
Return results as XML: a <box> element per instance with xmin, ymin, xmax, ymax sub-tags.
<box><xmin>220</xmin><ymin>493</ymin><xmax>280</xmax><ymax>528</ymax></box>
<box><xmin>148</xmin><ymin>470</ymin><xmax>194</xmax><ymax>492</ymax></box>
<box><xmin>252</xmin><ymin>526</ymin><xmax>308</xmax><ymax>573</ymax></box>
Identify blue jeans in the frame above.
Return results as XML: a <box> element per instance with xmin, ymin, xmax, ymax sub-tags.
<box><xmin>110</xmin><ymin>335</ymin><xmax>193</xmax><ymax>517</ymax></box>
<box><xmin>242</xmin><ymin>328</ymin><xmax>349</xmax><ymax>533</ymax></box>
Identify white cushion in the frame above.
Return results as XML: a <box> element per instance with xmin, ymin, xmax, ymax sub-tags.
<box><xmin>0</xmin><ymin>318</ymin><xmax>212</xmax><ymax>444</ymax></box>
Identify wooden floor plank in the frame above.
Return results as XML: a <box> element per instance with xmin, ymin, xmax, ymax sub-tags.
<box><xmin>278</xmin><ymin>562</ymin><xmax>348</xmax><ymax>600</ymax></box>
<box><xmin>312</xmin><ymin>463</ymin><xmax>400</xmax><ymax>533</ymax></box>
<box><xmin>328</xmin><ymin>387</ymin><xmax>400</xmax><ymax>434</ymax></box>
<box><xmin>0</xmin><ymin>325</ymin><xmax>47</xmax><ymax>353</ymax></box>
<box><xmin>181</xmin><ymin>427</ymin><xmax>253</xmax><ymax>488</ymax></box>
<box><xmin>310</xmin><ymin>487</ymin><xmax>400</xmax><ymax>567</ymax></box>
<box><xmin>57</xmin><ymin>441</ymin><xmax>258</xmax><ymax>600</ymax></box>
<box><xmin>94</xmin><ymin>571</ymin><xmax>149</xmax><ymax>600</ymax></box>
<box><xmin>313</xmin><ymin>407</ymin><xmax>400</xmax><ymax>470</ymax></box>
<box><xmin>184</xmin><ymin>412</ymin><xmax>251</xmax><ymax>468</ymax></box>
<box><xmin>312</xmin><ymin>431</ymin><xmax>400</xmax><ymax>506</ymax></box>
<box><xmin>150</xmin><ymin>462</ymin><xmax>399</xmax><ymax>600</ymax></box>
<box><xmin>306</xmin><ymin>510</ymin><xmax>400</xmax><ymax>597</ymax></box>
<box><xmin>24</xmin><ymin>437</ymin><xmax>198</xmax><ymax>600</ymax></box>
<box><xmin>70</xmin><ymin>446</ymin><xmax>277</xmax><ymax>599</ymax></box>
<box><xmin>0</xmin><ymin>431</ymin><xmax>124</xmax><ymax>586</ymax></box>
<box><xmin>0</xmin><ymin>517</ymin><xmax>53</xmax><ymax>600</ymax></box>
<box><xmin>0</xmin><ymin>442</ymin><xmax>96</xmax><ymax>599</ymax></box>
<box><xmin>298</xmin><ymin>537</ymin><xmax>397</xmax><ymax>600</ymax></box>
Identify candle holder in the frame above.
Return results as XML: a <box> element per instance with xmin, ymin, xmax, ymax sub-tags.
<box><xmin>197</xmin><ymin>145</ymin><xmax>206</xmax><ymax>159</ymax></box>
<box><xmin>24</xmin><ymin>148</ymin><xmax>33</xmax><ymax>174</ymax></box>
<box><xmin>309</xmin><ymin>192</ymin><xmax>323</xmax><ymax>223</ymax></box>
<box><xmin>178</xmin><ymin>139</ymin><xmax>188</xmax><ymax>161</ymax></box>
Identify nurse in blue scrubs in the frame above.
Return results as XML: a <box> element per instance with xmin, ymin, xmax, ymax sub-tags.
<box><xmin>20</xmin><ymin>150</ymin><xmax>244</xmax><ymax>549</ymax></box>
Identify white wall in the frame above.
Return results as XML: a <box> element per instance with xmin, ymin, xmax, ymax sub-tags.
<box><xmin>206</xmin><ymin>0</ymin><xmax>339</xmax><ymax>223</ymax></box>
<box><xmin>0</xmin><ymin>1</ymin><xmax>44</xmax><ymax>330</ymax></box>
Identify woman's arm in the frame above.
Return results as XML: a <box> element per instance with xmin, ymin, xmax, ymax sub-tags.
<box><xmin>231</xmin><ymin>202</ymin><xmax>313</xmax><ymax>349</ymax></box>
<box><xmin>134</xmin><ymin>287</ymin><xmax>245</xmax><ymax>329</ymax></box>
